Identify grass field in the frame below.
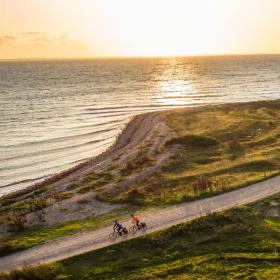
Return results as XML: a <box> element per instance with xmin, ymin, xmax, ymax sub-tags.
<box><xmin>2</xmin><ymin>193</ymin><xmax>280</xmax><ymax>280</ymax></box>
<box><xmin>0</xmin><ymin>208</ymin><xmax>130</xmax><ymax>257</ymax></box>
<box><xmin>104</xmin><ymin>100</ymin><xmax>280</xmax><ymax>205</ymax></box>
<box><xmin>1</xmin><ymin>100</ymin><xmax>279</xmax><ymax>258</ymax></box>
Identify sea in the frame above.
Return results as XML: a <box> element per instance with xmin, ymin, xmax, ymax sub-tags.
<box><xmin>0</xmin><ymin>55</ymin><xmax>280</xmax><ymax>197</ymax></box>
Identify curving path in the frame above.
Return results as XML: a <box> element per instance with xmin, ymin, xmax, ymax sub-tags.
<box><xmin>0</xmin><ymin>174</ymin><xmax>280</xmax><ymax>272</ymax></box>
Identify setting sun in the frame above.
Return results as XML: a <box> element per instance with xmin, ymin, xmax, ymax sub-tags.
<box><xmin>1</xmin><ymin>0</ymin><xmax>280</xmax><ymax>277</ymax></box>
<box><xmin>1</xmin><ymin>0</ymin><xmax>280</xmax><ymax>58</ymax></box>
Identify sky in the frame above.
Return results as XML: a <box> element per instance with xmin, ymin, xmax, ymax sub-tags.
<box><xmin>1</xmin><ymin>0</ymin><xmax>280</xmax><ymax>59</ymax></box>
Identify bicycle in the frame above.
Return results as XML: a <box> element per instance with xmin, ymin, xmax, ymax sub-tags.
<box><xmin>109</xmin><ymin>227</ymin><xmax>128</xmax><ymax>241</ymax></box>
<box><xmin>129</xmin><ymin>222</ymin><xmax>147</xmax><ymax>234</ymax></box>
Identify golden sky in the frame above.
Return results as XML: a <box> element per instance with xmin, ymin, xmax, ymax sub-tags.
<box><xmin>1</xmin><ymin>0</ymin><xmax>280</xmax><ymax>59</ymax></box>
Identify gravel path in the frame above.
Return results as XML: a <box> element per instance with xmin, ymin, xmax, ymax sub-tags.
<box><xmin>0</xmin><ymin>174</ymin><xmax>280</xmax><ymax>272</ymax></box>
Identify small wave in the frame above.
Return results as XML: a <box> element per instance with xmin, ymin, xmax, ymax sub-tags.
<box><xmin>69</xmin><ymin>117</ymin><xmax>127</xmax><ymax>130</ymax></box>
<box><xmin>1</xmin><ymin>55</ymin><xmax>279</xmax><ymax>196</ymax></box>
<box><xmin>0</xmin><ymin>127</ymin><xmax>118</xmax><ymax>149</ymax></box>
<box><xmin>84</xmin><ymin>103</ymin><xmax>185</xmax><ymax>112</ymax></box>
<box><xmin>0</xmin><ymin>175</ymin><xmax>48</xmax><ymax>189</ymax></box>
<box><xmin>0</xmin><ymin>136</ymin><xmax>113</xmax><ymax>166</ymax></box>
<box><xmin>0</xmin><ymin>152</ymin><xmax>102</xmax><ymax>188</ymax></box>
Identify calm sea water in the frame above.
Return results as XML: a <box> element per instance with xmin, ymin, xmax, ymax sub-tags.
<box><xmin>0</xmin><ymin>55</ymin><xmax>280</xmax><ymax>196</ymax></box>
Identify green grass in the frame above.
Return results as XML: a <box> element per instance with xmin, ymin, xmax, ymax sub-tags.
<box><xmin>3</xmin><ymin>193</ymin><xmax>280</xmax><ymax>280</ymax></box>
<box><xmin>47</xmin><ymin>193</ymin><xmax>280</xmax><ymax>279</ymax></box>
<box><xmin>1</xmin><ymin>100</ymin><xmax>279</xmax><ymax>221</ymax></box>
<box><xmin>0</xmin><ymin>264</ymin><xmax>65</xmax><ymax>280</ymax></box>
<box><xmin>0</xmin><ymin>171</ymin><xmax>126</xmax><ymax>254</ymax></box>
<box><xmin>58</xmin><ymin>207</ymin><xmax>280</xmax><ymax>279</ymax></box>
<box><xmin>165</xmin><ymin>134</ymin><xmax>219</xmax><ymax>148</ymax></box>
<box><xmin>1</xmin><ymin>100</ymin><xmax>280</xmax><ymax>264</ymax></box>
<box><xmin>0</xmin><ymin>172</ymin><xmax>114</xmax><ymax>221</ymax></box>
<box><xmin>0</xmin><ymin>208</ymin><xmax>129</xmax><ymax>257</ymax></box>
<box><xmin>101</xmin><ymin>100</ymin><xmax>280</xmax><ymax>206</ymax></box>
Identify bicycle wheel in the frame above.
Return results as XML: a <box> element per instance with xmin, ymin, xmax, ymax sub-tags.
<box><xmin>141</xmin><ymin>222</ymin><xmax>147</xmax><ymax>231</ymax></box>
<box><xmin>109</xmin><ymin>231</ymin><xmax>118</xmax><ymax>241</ymax></box>
<box><xmin>122</xmin><ymin>227</ymin><xmax>129</xmax><ymax>235</ymax></box>
<box><xmin>129</xmin><ymin>225</ymin><xmax>137</xmax><ymax>234</ymax></box>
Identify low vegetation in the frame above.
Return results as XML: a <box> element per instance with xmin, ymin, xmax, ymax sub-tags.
<box><xmin>102</xmin><ymin>100</ymin><xmax>280</xmax><ymax>205</ymax></box>
<box><xmin>165</xmin><ymin>134</ymin><xmax>219</xmax><ymax>148</ymax></box>
<box><xmin>58</xmin><ymin>195</ymin><xmax>280</xmax><ymax>279</ymax></box>
<box><xmin>0</xmin><ymin>208</ymin><xmax>130</xmax><ymax>257</ymax></box>
<box><xmin>2</xmin><ymin>193</ymin><xmax>280</xmax><ymax>279</ymax></box>
<box><xmin>0</xmin><ymin>264</ymin><xmax>64</xmax><ymax>280</ymax></box>
<box><xmin>0</xmin><ymin>100</ymin><xmax>279</xmax><ymax>263</ymax></box>
<box><xmin>1</xmin><ymin>101</ymin><xmax>279</xmax><ymax>226</ymax></box>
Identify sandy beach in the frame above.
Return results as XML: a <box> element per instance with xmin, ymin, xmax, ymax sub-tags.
<box><xmin>0</xmin><ymin>110</ymin><xmax>177</xmax><ymax>230</ymax></box>
<box><xmin>1</xmin><ymin>100</ymin><xmax>280</xmax><ymax>231</ymax></box>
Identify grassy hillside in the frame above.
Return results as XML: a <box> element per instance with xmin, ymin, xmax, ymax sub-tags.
<box><xmin>103</xmin><ymin>100</ymin><xmax>280</xmax><ymax>205</ymax></box>
<box><xmin>0</xmin><ymin>100</ymin><xmax>279</xmax><ymax>261</ymax></box>
<box><xmin>2</xmin><ymin>193</ymin><xmax>280</xmax><ymax>279</ymax></box>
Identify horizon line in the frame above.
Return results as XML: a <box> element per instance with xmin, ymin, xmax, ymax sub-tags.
<box><xmin>1</xmin><ymin>52</ymin><xmax>280</xmax><ymax>61</ymax></box>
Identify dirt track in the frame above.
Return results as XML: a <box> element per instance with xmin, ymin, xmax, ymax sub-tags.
<box><xmin>1</xmin><ymin>174</ymin><xmax>280</xmax><ymax>273</ymax></box>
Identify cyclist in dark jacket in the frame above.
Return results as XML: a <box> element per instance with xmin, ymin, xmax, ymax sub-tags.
<box><xmin>113</xmin><ymin>220</ymin><xmax>124</xmax><ymax>235</ymax></box>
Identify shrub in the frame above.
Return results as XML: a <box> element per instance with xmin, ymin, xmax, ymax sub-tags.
<box><xmin>125</xmin><ymin>188</ymin><xmax>144</xmax><ymax>202</ymax></box>
<box><xmin>165</xmin><ymin>135</ymin><xmax>219</xmax><ymax>148</ymax></box>
<box><xmin>227</xmin><ymin>140</ymin><xmax>245</xmax><ymax>160</ymax></box>
<box><xmin>77</xmin><ymin>186</ymin><xmax>94</xmax><ymax>194</ymax></box>
<box><xmin>120</xmin><ymin>162</ymin><xmax>134</xmax><ymax>176</ymax></box>
<box><xmin>120</xmin><ymin>156</ymin><xmax>154</xmax><ymax>176</ymax></box>
<box><xmin>0</xmin><ymin>236</ymin><xmax>13</xmax><ymax>256</ymax></box>
<box><xmin>7</xmin><ymin>211</ymin><xmax>27</xmax><ymax>232</ymax></box>
<box><xmin>29</xmin><ymin>199</ymin><xmax>49</xmax><ymax>212</ymax></box>
<box><xmin>55</xmin><ymin>192</ymin><xmax>73</xmax><ymax>201</ymax></box>
<box><xmin>0</xmin><ymin>264</ymin><xmax>65</xmax><ymax>280</ymax></box>
<box><xmin>233</xmin><ymin>160</ymin><xmax>276</xmax><ymax>173</ymax></box>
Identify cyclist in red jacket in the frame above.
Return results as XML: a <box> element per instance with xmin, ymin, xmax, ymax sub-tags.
<box><xmin>131</xmin><ymin>214</ymin><xmax>141</xmax><ymax>229</ymax></box>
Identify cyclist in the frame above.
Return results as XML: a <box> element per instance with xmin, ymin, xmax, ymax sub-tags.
<box><xmin>131</xmin><ymin>214</ymin><xmax>141</xmax><ymax>229</ymax></box>
<box><xmin>113</xmin><ymin>220</ymin><xmax>124</xmax><ymax>235</ymax></box>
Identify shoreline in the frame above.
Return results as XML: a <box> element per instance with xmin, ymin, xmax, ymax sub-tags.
<box><xmin>1</xmin><ymin>98</ymin><xmax>279</xmax><ymax>202</ymax></box>
<box><xmin>0</xmin><ymin>99</ymin><xmax>279</xmax><ymax>242</ymax></box>
<box><xmin>0</xmin><ymin>110</ymin><xmax>173</xmax><ymax>201</ymax></box>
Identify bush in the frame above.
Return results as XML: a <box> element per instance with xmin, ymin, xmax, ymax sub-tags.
<box><xmin>121</xmin><ymin>156</ymin><xmax>154</xmax><ymax>177</ymax></box>
<box><xmin>77</xmin><ymin>186</ymin><xmax>94</xmax><ymax>194</ymax></box>
<box><xmin>29</xmin><ymin>199</ymin><xmax>49</xmax><ymax>212</ymax></box>
<box><xmin>0</xmin><ymin>236</ymin><xmax>13</xmax><ymax>256</ymax></box>
<box><xmin>165</xmin><ymin>135</ymin><xmax>219</xmax><ymax>148</ymax></box>
<box><xmin>0</xmin><ymin>264</ymin><xmax>65</xmax><ymax>280</ymax></box>
<box><xmin>121</xmin><ymin>163</ymin><xmax>134</xmax><ymax>176</ymax></box>
<box><xmin>125</xmin><ymin>188</ymin><xmax>144</xmax><ymax>202</ymax></box>
<box><xmin>227</xmin><ymin>140</ymin><xmax>245</xmax><ymax>160</ymax></box>
<box><xmin>7</xmin><ymin>211</ymin><xmax>27</xmax><ymax>232</ymax></box>
<box><xmin>233</xmin><ymin>160</ymin><xmax>276</xmax><ymax>173</ymax></box>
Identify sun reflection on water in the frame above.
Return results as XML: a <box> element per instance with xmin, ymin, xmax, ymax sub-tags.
<box><xmin>154</xmin><ymin>59</ymin><xmax>197</xmax><ymax>106</ymax></box>
<box><xmin>157</xmin><ymin>79</ymin><xmax>196</xmax><ymax>105</ymax></box>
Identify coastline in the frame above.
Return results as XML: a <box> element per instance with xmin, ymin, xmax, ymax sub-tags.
<box><xmin>2</xmin><ymin>55</ymin><xmax>280</xmax><ymax>200</ymax></box>
<box><xmin>2</xmin><ymin>98</ymin><xmax>279</xmax><ymax>202</ymax></box>
<box><xmin>0</xmin><ymin>110</ymin><xmax>175</xmax><ymax>201</ymax></box>
<box><xmin>0</xmin><ymin>99</ymin><xmax>279</xmax><ymax>250</ymax></box>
